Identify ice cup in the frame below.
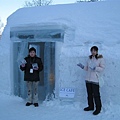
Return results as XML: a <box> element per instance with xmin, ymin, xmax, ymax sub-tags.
<box><xmin>32</xmin><ymin>63</ymin><xmax>38</xmax><ymax>69</ymax></box>
<box><xmin>21</xmin><ymin>59</ymin><xmax>27</xmax><ymax>65</ymax></box>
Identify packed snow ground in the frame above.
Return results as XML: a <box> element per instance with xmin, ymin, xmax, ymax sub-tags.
<box><xmin>0</xmin><ymin>92</ymin><xmax>120</xmax><ymax>120</ymax></box>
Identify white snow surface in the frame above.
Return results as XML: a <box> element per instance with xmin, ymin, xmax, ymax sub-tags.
<box><xmin>0</xmin><ymin>92</ymin><xmax>120</xmax><ymax>120</ymax></box>
<box><xmin>0</xmin><ymin>1</ymin><xmax>120</xmax><ymax>119</ymax></box>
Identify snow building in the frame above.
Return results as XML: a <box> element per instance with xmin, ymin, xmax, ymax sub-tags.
<box><xmin>0</xmin><ymin>1</ymin><xmax>120</xmax><ymax>104</ymax></box>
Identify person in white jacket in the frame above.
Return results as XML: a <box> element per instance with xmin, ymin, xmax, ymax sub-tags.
<box><xmin>77</xmin><ymin>46</ymin><xmax>105</xmax><ymax>115</ymax></box>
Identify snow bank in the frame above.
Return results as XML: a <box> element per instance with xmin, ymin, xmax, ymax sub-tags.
<box><xmin>0</xmin><ymin>1</ymin><xmax>120</xmax><ymax>107</ymax></box>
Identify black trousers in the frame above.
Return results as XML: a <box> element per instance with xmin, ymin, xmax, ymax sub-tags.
<box><xmin>86</xmin><ymin>82</ymin><xmax>102</xmax><ymax>110</ymax></box>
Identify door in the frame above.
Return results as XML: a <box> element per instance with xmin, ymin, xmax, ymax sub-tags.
<box><xmin>44</xmin><ymin>42</ymin><xmax>55</xmax><ymax>101</ymax></box>
<box><xmin>28</xmin><ymin>42</ymin><xmax>55</xmax><ymax>101</ymax></box>
<box><xmin>13</xmin><ymin>41</ymin><xmax>28</xmax><ymax>98</ymax></box>
<box><xmin>29</xmin><ymin>42</ymin><xmax>55</xmax><ymax>101</ymax></box>
<box><xmin>14</xmin><ymin>42</ymin><xmax>55</xmax><ymax>101</ymax></box>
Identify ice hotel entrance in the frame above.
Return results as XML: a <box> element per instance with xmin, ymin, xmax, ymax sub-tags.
<box><xmin>10</xmin><ymin>25</ymin><xmax>64</xmax><ymax>101</ymax></box>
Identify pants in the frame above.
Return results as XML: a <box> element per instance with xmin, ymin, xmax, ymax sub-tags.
<box><xmin>86</xmin><ymin>82</ymin><xmax>102</xmax><ymax>110</ymax></box>
<box><xmin>26</xmin><ymin>81</ymin><xmax>39</xmax><ymax>103</ymax></box>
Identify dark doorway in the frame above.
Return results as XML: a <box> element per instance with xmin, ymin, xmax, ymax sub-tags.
<box><xmin>13</xmin><ymin>42</ymin><xmax>55</xmax><ymax>101</ymax></box>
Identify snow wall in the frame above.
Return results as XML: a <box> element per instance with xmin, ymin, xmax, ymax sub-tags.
<box><xmin>0</xmin><ymin>1</ymin><xmax>120</xmax><ymax>105</ymax></box>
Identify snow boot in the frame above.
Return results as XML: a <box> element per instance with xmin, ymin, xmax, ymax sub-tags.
<box><xmin>93</xmin><ymin>96</ymin><xmax>102</xmax><ymax>115</ymax></box>
<box><xmin>85</xmin><ymin>83</ymin><xmax>94</xmax><ymax>111</ymax></box>
<box><xmin>84</xmin><ymin>106</ymin><xmax>94</xmax><ymax>111</ymax></box>
<box><xmin>84</xmin><ymin>96</ymin><xmax>94</xmax><ymax>111</ymax></box>
<box><xmin>93</xmin><ymin>108</ymin><xmax>101</xmax><ymax>115</ymax></box>
<box><xmin>26</xmin><ymin>102</ymin><xmax>33</xmax><ymax>106</ymax></box>
<box><xmin>34</xmin><ymin>103</ymin><xmax>39</xmax><ymax>107</ymax></box>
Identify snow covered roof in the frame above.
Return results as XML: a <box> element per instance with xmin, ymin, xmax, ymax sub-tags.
<box><xmin>8</xmin><ymin>1</ymin><xmax>120</xmax><ymax>26</ymax></box>
<box><xmin>6</xmin><ymin>1</ymin><xmax>120</xmax><ymax>46</ymax></box>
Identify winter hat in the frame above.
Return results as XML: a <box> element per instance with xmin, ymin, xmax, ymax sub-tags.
<box><xmin>29</xmin><ymin>47</ymin><xmax>36</xmax><ymax>53</ymax></box>
<box><xmin>90</xmin><ymin>46</ymin><xmax>98</xmax><ymax>52</ymax></box>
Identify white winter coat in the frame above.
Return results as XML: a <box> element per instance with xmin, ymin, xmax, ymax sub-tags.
<box><xmin>84</xmin><ymin>55</ymin><xmax>105</xmax><ymax>84</ymax></box>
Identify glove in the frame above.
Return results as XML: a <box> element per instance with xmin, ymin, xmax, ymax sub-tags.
<box><xmin>21</xmin><ymin>64</ymin><xmax>25</xmax><ymax>67</ymax></box>
<box><xmin>77</xmin><ymin>63</ymin><xmax>84</xmax><ymax>69</ymax></box>
<box><xmin>89</xmin><ymin>67</ymin><xmax>96</xmax><ymax>71</ymax></box>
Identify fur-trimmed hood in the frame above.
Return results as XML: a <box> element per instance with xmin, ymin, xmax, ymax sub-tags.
<box><xmin>97</xmin><ymin>54</ymin><xmax>103</xmax><ymax>59</ymax></box>
<box><xmin>89</xmin><ymin>54</ymin><xmax>103</xmax><ymax>59</ymax></box>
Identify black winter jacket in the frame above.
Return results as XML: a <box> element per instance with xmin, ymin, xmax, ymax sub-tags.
<box><xmin>20</xmin><ymin>55</ymin><xmax>43</xmax><ymax>81</ymax></box>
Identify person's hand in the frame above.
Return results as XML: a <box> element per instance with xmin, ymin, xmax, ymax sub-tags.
<box><xmin>77</xmin><ymin>63</ymin><xmax>84</xmax><ymax>69</ymax></box>
<box><xmin>33</xmin><ymin>67</ymin><xmax>39</xmax><ymax>70</ymax></box>
<box><xmin>21</xmin><ymin>64</ymin><xmax>25</xmax><ymax>67</ymax></box>
<box><xmin>89</xmin><ymin>67</ymin><xmax>96</xmax><ymax>71</ymax></box>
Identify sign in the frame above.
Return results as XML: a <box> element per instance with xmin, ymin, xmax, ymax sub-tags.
<box><xmin>59</xmin><ymin>88</ymin><xmax>75</xmax><ymax>98</ymax></box>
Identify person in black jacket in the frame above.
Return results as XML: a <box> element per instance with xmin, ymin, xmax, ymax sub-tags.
<box><xmin>20</xmin><ymin>47</ymin><xmax>43</xmax><ymax>107</ymax></box>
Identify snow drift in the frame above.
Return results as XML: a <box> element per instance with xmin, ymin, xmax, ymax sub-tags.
<box><xmin>0</xmin><ymin>1</ymin><xmax>120</xmax><ymax>107</ymax></box>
